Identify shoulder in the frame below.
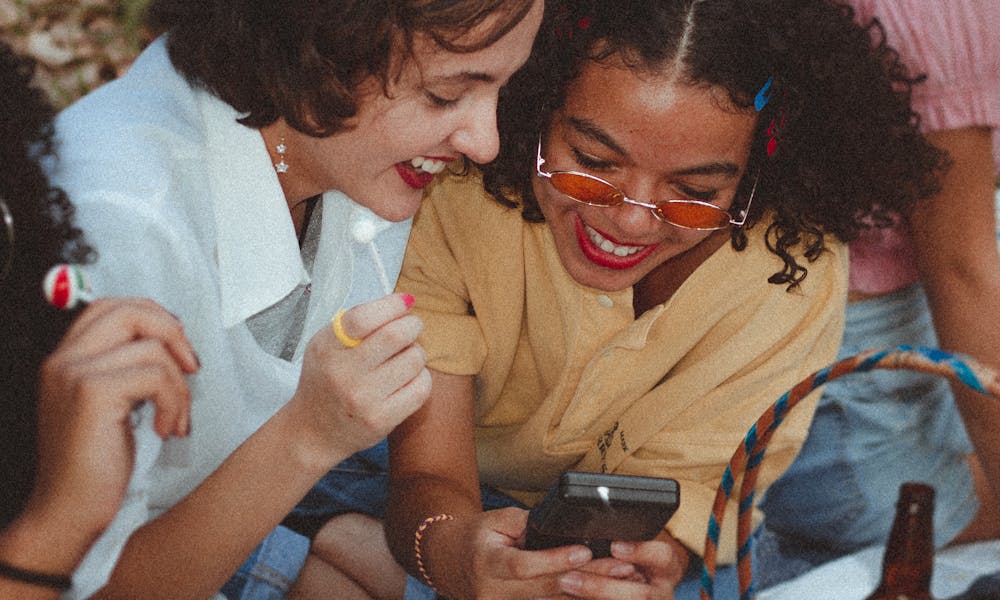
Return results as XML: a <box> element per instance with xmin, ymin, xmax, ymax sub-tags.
<box><xmin>52</xmin><ymin>44</ymin><xmax>204</xmax><ymax>196</ymax></box>
<box><xmin>737</xmin><ymin>216</ymin><xmax>848</xmax><ymax>299</ymax></box>
<box><xmin>421</xmin><ymin>171</ymin><xmax>517</xmax><ymax>221</ymax></box>
<box><xmin>57</xmin><ymin>37</ymin><xmax>202</xmax><ymax>147</ymax></box>
<box><xmin>413</xmin><ymin>171</ymin><xmax>528</xmax><ymax>253</ymax></box>
<box><xmin>48</xmin><ymin>37</ymin><xmax>223</xmax><ymax>252</ymax></box>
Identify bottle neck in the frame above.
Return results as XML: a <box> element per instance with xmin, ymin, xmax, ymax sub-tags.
<box><xmin>874</xmin><ymin>483</ymin><xmax>935</xmax><ymax>596</ymax></box>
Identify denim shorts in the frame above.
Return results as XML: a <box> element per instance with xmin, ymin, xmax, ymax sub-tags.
<box><xmin>220</xmin><ymin>439</ymin><xmax>536</xmax><ymax>599</ymax></box>
<box><xmin>220</xmin><ymin>440</ymin><xmax>393</xmax><ymax>599</ymax></box>
<box><xmin>219</xmin><ymin>525</ymin><xmax>310</xmax><ymax>600</ymax></box>
<box><xmin>757</xmin><ymin>284</ymin><xmax>978</xmax><ymax>588</ymax></box>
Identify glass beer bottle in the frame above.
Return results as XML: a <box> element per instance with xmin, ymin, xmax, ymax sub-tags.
<box><xmin>864</xmin><ymin>482</ymin><xmax>935</xmax><ymax>600</ymax></box>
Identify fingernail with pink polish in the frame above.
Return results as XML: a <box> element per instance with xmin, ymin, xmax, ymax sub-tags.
<box><xmin>402</xmin><ymin>293</ymin><xmax>415</xmax><ymax>309</ymax></box>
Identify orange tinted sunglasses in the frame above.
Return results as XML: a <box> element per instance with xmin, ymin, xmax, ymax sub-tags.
<box><xmin>535</xmin><ymin>140</ymin><xmax>757</xmax><ymax>231</ymax></box>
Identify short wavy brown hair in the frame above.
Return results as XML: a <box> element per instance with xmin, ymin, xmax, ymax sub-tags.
<box><xmin>147</xmin><ymin>0</ymin><xmax>537</xmax><ymax>136</ymax></box>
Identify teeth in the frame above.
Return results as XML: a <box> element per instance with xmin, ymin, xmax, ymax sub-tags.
<box><xmin>584</xmin><ymin>224</ymin><xmax>643</xmax><ymax>257</ymax></box>
<box><xmin>410</xmin><ymin>156</ymin><xmax>447</xmax><ymax>175</ymax></box>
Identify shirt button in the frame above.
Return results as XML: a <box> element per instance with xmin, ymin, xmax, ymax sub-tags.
<box><xmin>596</xmin><ymin>294</ymin><xmax>613</xmax><ymax>308</ymax></box>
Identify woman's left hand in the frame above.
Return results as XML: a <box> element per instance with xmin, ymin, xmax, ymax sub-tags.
<box><xmin>553</xmin><ymin>533</ymin><xmax>689</xmax><ymax>599</ymax></box>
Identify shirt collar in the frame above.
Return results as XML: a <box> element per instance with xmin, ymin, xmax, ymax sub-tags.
<box><xmin>196</xmin><ymin>90</ymin><xmax>308</xmax><ymax>327</ymax></box>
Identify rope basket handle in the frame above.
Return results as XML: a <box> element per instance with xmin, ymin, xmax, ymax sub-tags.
<box><xmin>700</xmin><ymin>345</ymin><xmax>1000</xmax><ymax>600</ymax></box>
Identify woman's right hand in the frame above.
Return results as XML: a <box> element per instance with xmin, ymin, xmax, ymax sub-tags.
<box><xmin>432</xmin><ymin>507</ymin><xmax>597</xmax><ymax>599</ymax></box>
<box><xmin>15</xmin><ymin>298</ymin><xmax>199</xmax><ymax>558</ymax></box>
<box><xmin>292</xmin><ymin>293</ymin><xmax>432</xmax><ymax>463</ymax></box>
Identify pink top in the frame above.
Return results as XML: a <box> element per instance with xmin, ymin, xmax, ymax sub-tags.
<box><xmin>846</xmin><ymin>0</ymin><xmax>1000</xmax><ymax>295</ymax></box>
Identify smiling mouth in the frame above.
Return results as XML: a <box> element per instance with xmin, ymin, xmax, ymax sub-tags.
<box><xmin>584</xmin><ymin>224</ymin><xmax>644</xmax><ymax>257</ymax></box>
<box><xmin>409</xmin><ymin>156</ymin><xmax>449</xmax><ymax>175</ymax></box>
<box><xmin>574</xmin><ymin>217</ymin><xmax>658</xmax><ymax>270</ymax></box>
<box><xmin>396</xmin><ymin>156</ymin><xmax>452</xmax><ymax>190</ymax></box>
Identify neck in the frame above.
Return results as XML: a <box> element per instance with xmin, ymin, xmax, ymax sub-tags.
<box><xmin>259</xmin><ymin>121</ymin><xmax>320</xmax><ymax>225</ymax></box>
<box><xmin>632</xmin><ymin>229</ymin><xmax>729</xmax><ymax>316</ymax></box>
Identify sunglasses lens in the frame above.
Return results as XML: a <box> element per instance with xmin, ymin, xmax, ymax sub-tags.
<box><xmin>550</xmin><ymin>172</ymin><xmax>621</xmax><ymax>206</ymax></box>
<box><xmin>656</xmin><ymin>202</ymin><xmax>730</xmax><ymax>229</ymax></box>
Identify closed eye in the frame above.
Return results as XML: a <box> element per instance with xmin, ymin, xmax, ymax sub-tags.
<box><xmin>425</xmin><ymin>91</ymin><xmax>460</xmax><ymax>108</ymax></box>
<box><xmin>568</xmin><ymin>143</ymin><xmax>725</xmax><ymax>204</ymax></box>
<box><xmin>676</xmin><ymin>185</ymin><xmax>718</xmax><ymax>202</ymax></box>
<box><xmin>571</xmin><ymin>147</ymin><xmax>615</xmax><ymax>170</ymax></box>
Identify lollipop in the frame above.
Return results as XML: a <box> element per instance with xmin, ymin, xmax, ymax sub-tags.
<box><xmin>350</xmin><ymin>212</ymin><xmax>393</xmax><ymax>295</ymax></box>
<box><xmin>43</xmin><ymin>263</ymin><xmax>94</xmax><ymax>310</ymax></box>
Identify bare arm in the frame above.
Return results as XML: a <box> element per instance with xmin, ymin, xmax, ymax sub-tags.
<box><xmin>911</xmin><ymin>126</ymin><xmax>1000</xmax><ymax>516</ymax></box>
<box><xmin>386</xmin><ymin>370</ymin><xmax>485</xmax><ymax>596</ymax></box>
<box><xmin>386</xmin><ymin>370</ymin><xmax>599</xmax><ymax>600</ymax></box>
<box><xmin>91</xmin><ymin>294</ymin><xmax>430</xmax><ymax>599</ymax></box>
<box><xmin>0</xmin><ymin>299</ymin><xmax>197</xmax><ymax>599</ymax></box>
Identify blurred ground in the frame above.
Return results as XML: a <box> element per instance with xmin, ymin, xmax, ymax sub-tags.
<box><xmin>0</xmin><ymin>0</ymin><xmax>152</xmax><ymax>108</ymax></box>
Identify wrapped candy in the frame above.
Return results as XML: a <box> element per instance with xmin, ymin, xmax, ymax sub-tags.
<box><xmin>43</xmin><ymin>263</ymin><xmax>94</xmax><ymax>310</ymax></box>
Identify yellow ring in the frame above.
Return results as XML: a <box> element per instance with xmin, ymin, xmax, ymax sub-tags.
<box><xmin>332</xmin><ymin>310</ymin><xmax>362</xmax><ymax>348</ymax></box>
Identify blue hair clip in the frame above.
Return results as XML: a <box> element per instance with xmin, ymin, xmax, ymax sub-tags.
<box><xmin>754</xmin><ymin>77</ymin><xmax>773</xmax><ymax>112</ymax></box>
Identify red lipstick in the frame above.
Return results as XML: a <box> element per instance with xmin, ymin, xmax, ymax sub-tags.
<box><xmin>574</xmin><ymin>216</ymin><xmax>658</xmax><ymax>270</ymax></box>
<box><xmin>395</xmin><ymin>162</ymin><xmax>435</xmax><ymax>189</ymax></box>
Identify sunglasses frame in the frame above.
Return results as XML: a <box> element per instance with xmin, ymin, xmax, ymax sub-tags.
<box><xmin>535</xmin><ymin>139</ymin><xmax>757</xmax><ymax>231</ymax></box>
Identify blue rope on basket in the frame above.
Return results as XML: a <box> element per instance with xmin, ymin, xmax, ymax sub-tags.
<box><xmin>699</xmin><ymin>345</ymin><xmax>1000</xmax><ymax>600</ymax></box>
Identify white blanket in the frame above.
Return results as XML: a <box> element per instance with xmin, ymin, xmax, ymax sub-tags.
<box><xmin>759</xmin><ymin>540</ymin><xmax>1000</xmax><ymax>600</ymax></box>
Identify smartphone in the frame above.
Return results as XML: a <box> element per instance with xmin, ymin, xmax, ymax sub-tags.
<box><xmin>524</xmin><ymin>471</ymin><xmax>680</xmax><ymax>558</ymax></box>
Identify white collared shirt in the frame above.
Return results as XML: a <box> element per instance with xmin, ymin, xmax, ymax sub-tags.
<box><xmin>49</xmin><ymin>37</ymin><xmax>411</xmax><ymax>598</ymax></box>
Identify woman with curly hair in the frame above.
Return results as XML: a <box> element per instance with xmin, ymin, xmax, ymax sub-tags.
<box><xmin>0</xmin><ymin>42</ymin><xmax>198</xmax><ymax>599</ymax></box>
<box><xmin>372</xmin><ymin>0</ymin><xmax>950</xmax><ymax>597</ymax></box>
<box><xmin>759</xmin><ymin>0</ymin><xmax>1000</xmax><ymax>587</ymax></box>
<box><xmin>45</xmin><ymin>0</ymin><xmax>543</xmax><ymax>598</ymax></box>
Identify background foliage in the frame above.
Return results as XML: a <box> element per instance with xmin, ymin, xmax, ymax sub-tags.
<box><xmin>0</xmin><ymin>0</ymin><xmax>153</xmax><ymax>108</ymax></box>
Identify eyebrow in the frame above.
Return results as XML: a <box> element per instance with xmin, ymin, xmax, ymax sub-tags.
<box><xmin>567</xmin><ymin>116</ymin><xmax>742</xmax><ymax>178</ymax></box>
<box><xmin>568</xmin><ymin>117</ymin><xmax>627</xmax><ymax>155</ymax></box>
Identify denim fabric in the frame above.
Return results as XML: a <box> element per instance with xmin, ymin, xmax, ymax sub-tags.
<box><xmin>281</xmin><ymin>439</ymin><xmax>392</xmax><ymax>539</ymax></box>
<box><xmin>228</xmin><ymin>435</ymin><xmax>751</xmax><ymax>599</ymax></box>
<box><xmin>220</xmin><ymin>440</ymin><xmax>391</xmax><ymax>599</ymax></box>
<box><xmin>947</xmin><ymin>570</ymin><xmax>1000</xmax><ymax>600</ymax></box>
<box><xmin>673</xmin><ymin>561</ymin><xmax>743</xmax><ymax>600</ymax></box>
<box><xmin>219</xmin><ymin>525</ymin><xmax>310</xmax><ymax>600</ymax></box>
<box><xmin>757</xmin><ymin>284</ymin><xmax>978</xmax><ymax>589</ymax></box>
<box><xmin>225</xmin><ymin>439</ymin><xmax>536</xmax><ymax>599</ymax></box>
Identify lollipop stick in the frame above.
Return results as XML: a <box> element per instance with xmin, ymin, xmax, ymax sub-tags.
<box><xmin>368</xmin><ymin>242</ymin><xmax>393</xmax><ymax>296</ymax></box>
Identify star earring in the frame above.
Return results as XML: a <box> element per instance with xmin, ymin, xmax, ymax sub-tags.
<box><xmin>274</xmin><ymin>137</ymin><xmax>289</xmax><ymax>174</ymax></box>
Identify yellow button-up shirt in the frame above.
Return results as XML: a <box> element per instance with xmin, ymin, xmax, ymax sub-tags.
<box><xmin>398</xmin><ymin>173</ymin><xmax>848</xmax><ymax>563</ymax></box>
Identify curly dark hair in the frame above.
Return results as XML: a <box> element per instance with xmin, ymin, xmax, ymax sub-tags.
<box><xmin>146</xmin><ymin>0</ymin><xmax>537</xmax><ymax>137</ymax></box>
<box><xmin>0</xmin><ymin>42</ymin><xmax>93</xmax><ymax>527</ymax></box>
<box><xmin>481</xmin><ymin>0</ymin><xmax>948</xmax><ymax>288</ymax></box>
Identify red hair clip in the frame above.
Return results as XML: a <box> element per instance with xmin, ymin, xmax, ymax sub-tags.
<box><xmin>555</xmin><ymin>4</ymin><xmax>591</xmax><ymax>40</ymax></box>
<box><xmin>766</xmin><ymin>112</ymin><xmax>786</xmax><ymax>157</ymax></box>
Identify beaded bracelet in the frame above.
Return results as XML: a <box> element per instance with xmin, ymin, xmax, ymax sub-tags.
<box><xmin>0</xmin><ymin>559</ymin><xmax>72</xmax><ymax>590</ymax></box>
<box><xmin>413</xmin><ymin>513</ymin><xmax>455</xmax><ymax>594</ymax></box>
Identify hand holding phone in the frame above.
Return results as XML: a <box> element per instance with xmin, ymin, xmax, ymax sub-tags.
<box><xmin>524</xmin><ymin>471</ymin><xmax>680</xmax><ymax>558</ymax></box>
